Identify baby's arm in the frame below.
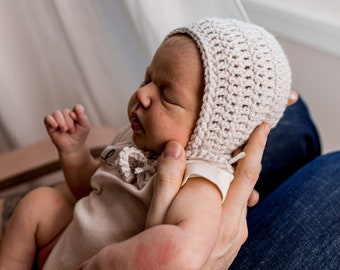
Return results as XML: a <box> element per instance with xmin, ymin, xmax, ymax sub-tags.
<box><xmin>81</xmin><ymin>177</ymin><xmax>222</xmax><ymax>270</ymax></box>
<box><xmin>44</xmin><ymin>104</ymin><xmax>99</xmax><ymax>199</ymax></box>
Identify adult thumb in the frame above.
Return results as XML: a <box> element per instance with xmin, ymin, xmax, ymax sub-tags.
<box><xmin>145</xmin><ymin>141</ymin><xmax>186</xmax><ymax>228</ymax></box>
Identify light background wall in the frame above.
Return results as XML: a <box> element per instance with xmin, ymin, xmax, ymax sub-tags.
<box><xmin>0</xmin><ymin>0</ymin><xmax>338</xmax><ymax>154</ymax></box>
<box><xmin>0</xmin><ymin>0</ymin><xmax>246</xmax><ymax>153</ymax></box>
<box><xmin>242</xmin><ymin>0</ymin><xmax>340</xmax><ymax>153</ymax></box>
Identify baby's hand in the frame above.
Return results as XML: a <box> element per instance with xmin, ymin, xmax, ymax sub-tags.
<box><xmin>44</xmin><ymin>104</ymin><xmax>90</xmax><ymax>154</ymax></box>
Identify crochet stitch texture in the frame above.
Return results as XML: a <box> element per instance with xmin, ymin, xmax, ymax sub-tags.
<box><xmin>167</xmin><ymin>18</ymin><xmax>292</xmax><ymax>164</ymax></box>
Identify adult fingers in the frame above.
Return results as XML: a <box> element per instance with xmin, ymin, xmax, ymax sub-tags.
<box><xmin>225</xmin><ymin>123</ymin><xmax>269</xmax><ymax>219</ymax></box>
<box><xmin>247</xmin><ymin>189</ymin><xmax>259</xmax><ymax>207</ymax></box>
<box><xmin>145</xmin><ymin>141</ymin><xmax>186</xmax><ymax>228</ymax></box>
<box><xmin>203</xmin><ymin>124</ymin><xmax>269</xmax><ymax>269</ymax></box>
<box><xmin>287</xmin><ymin>90</ymin><xmax>298</xmax><ymax>107</ymax></box>
<box><xmin>202</xmin><ymin>204</ymin><xmax>249</xmax><ymax>270</ymax></box>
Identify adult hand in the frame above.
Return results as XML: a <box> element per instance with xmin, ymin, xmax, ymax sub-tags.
<box><xmin>202</xmin><ymin>91</ymin><xmax>298</xmax><ymax>269</ymax></box>
<box><xmin>146</xmin><ymin>141</ymin><xmax>186</xmax><ymax>228</ymax></box>
<box><xmin>202</xmin><ymin>122</ymin><xmax>270</xmax><ymax>269</ymax></box>
<box><xmin>288</xmin><ymin>90</ymin><xmax>298</xmax><ymax>107</ymax></box>
<box><xmin>247</xmin><ymin>89</ymin><xmax>298</xmax><ymax>207</ymax></box>
<box><xmin>81</xmin><ymin>91</ymin><xmax>296</xmax><ymax>269</ymax></box>
<box><xmin>79</xmin><ymin>141</ymin><xmax>186</xmax><ymax>270</ymax></box>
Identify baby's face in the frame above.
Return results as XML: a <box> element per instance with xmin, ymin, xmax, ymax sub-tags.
<box><xmin>128</xmin><ymin>35</ymin><xmax>204</xmax><ymax>153</ymax></box>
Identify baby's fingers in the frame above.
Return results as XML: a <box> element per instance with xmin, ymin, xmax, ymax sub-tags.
<box><xmin>44</xmin><ymin>109</ymin><xmax>75</xmax><ymax>132</ymax></box>
<box><xmin>72</xmin><ymin>104</ymin><xmax>90</xmax><ymax>129</ymax></box>
<box><xmin>44</xmin><ymin>114</ymin><xmax>59</xmax><ymax>129</ymax></box>
<box><xmin>53</xmin><ymin>109</ymin><xmax>75</xmax><ymax>132</ymax></box>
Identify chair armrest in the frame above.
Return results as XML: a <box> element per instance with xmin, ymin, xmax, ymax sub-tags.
<box><xmin>0</xmin><ymin>126</ymin><xmax>116</xmax><ymax>190</ymax></box>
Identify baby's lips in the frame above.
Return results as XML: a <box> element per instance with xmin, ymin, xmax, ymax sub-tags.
<box><xmin>130</xmin><ymin>113</ymin><xmax>143</xmax><ymax>131</ymax></box>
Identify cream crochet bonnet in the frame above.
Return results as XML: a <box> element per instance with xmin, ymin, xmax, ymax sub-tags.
<box><xmin>167</xmin><ymin>18</ymin><xmax>292</xmax><ymax>164</ymax></box>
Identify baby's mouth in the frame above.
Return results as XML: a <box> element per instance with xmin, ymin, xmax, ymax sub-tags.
<box><xmin>131</xmin><ymin>113</ymin><xmax>143</xmax><ymax>131</ymax></box>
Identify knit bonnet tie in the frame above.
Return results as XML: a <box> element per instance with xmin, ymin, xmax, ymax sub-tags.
<box><xmin>101</xmin><ymin>143</ymin><xmax>244</xmax><ymax>192</ymax></box>
<box><xmin>100</xmin><ymin>144</ymin><xmax>158</xmax><ymax>190</ymax></box>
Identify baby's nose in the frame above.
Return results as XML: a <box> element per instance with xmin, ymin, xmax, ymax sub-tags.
<box><xmin>135</xmin><ymin>84</ymin><xmax>153</xmax><ymax>108</ymax></box>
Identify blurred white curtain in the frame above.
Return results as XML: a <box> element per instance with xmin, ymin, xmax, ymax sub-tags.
<box><xmin>0</xmin><ymin>0</ymin><xmax>246</xmax><ymax>153</ymax></box>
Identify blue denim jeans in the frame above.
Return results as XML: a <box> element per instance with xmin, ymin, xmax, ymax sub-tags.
<box><xmin>257</xmin><ymin>97</ymin><xmax>321</xmax><ymax>200</ymax></box>
<box><xmin>231</xmin><ymin>152</ymin><xmax>340</xmax><ymax>270</ymax></box>
<box><xmin>230</xmin><ymin>99</ymin><xmax>340</xmax><ymax>269</ymax></box>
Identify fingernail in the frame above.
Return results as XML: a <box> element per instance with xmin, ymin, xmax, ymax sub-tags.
<box><xmin>289</xmin><ymin>90</ymin><xmax>298</xmax><ymax>101</ymax></box>
<box><xmin>263</xmin><ymin>122</ymin><xmax>270</xmax><ymax>136</ymax></box>
<box><xmin>163</xmin><ymin>141</ymin><xmax>181</xmax><ymax>159</ymax></box>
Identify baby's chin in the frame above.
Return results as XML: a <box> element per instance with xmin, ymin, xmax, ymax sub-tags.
<box><xmin>131</xmin><ymin>136</ymin><xmax>162</xmax><ymax>154</ymax></box>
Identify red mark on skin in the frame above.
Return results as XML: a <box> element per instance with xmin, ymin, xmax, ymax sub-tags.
<box><xmin>134</xmin><ymin>244</ymin><xmax>151</xmax><ymax>270</ymax></box>
<box><xmin>158</xmin><ymin>240</ymin><xmax>180</xmax><ymax>266</ymax></box>
<box><xmin>134</xmin><ymin>241</ymin><xmax>180</xmax><ymax>270</ymax></box>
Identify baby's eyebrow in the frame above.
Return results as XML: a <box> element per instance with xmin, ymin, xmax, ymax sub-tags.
<box><xmin>146</xmin><ymin>66</ymin><xmax>159</xmax><ymax>81</ymax></box>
